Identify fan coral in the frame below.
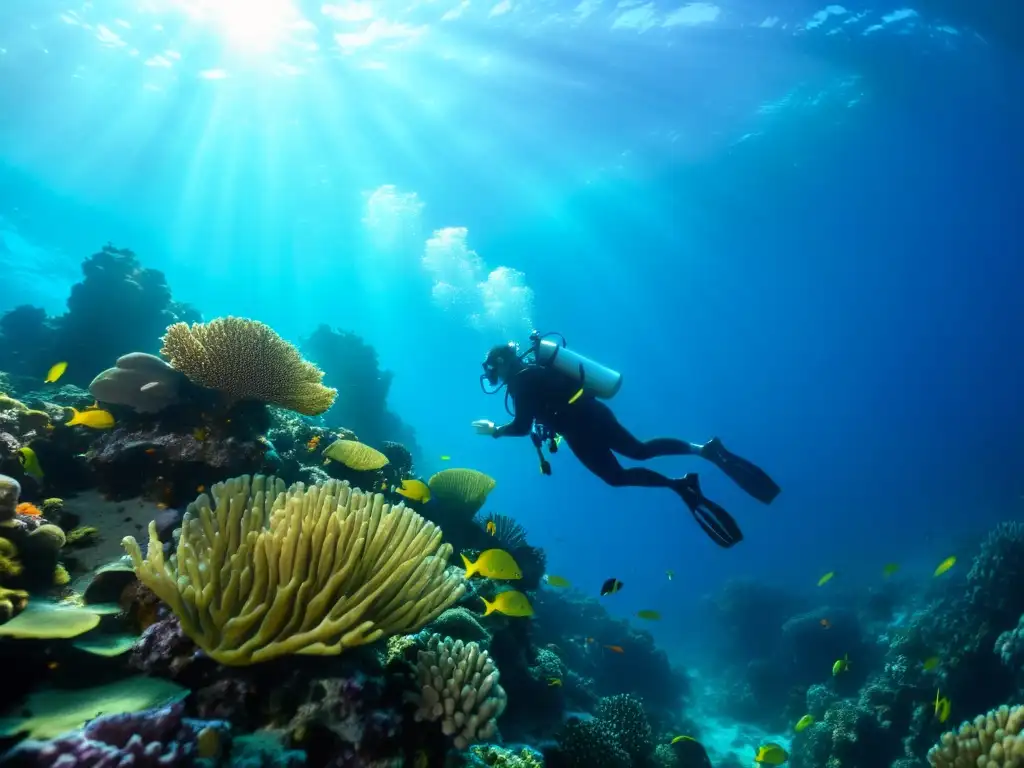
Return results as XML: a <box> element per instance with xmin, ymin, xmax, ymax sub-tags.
<box><xmin>928</xmin><ymin>703</ymin><xmax>1024</xmax><ymax>766</ymax></box>
<box><xmin>161</xmin><ymin>316</ymin><xmax>337</xmax><ymax>416</ymax></box>
<box><xmin>122</xmin><ymin>474</ymin><xmax>465</xmax><ymax>664</ymax></box>
<box><xmin>413</xmin><ymin>633</ymin><xmax>507</xmax><ymax>749</ymax></box>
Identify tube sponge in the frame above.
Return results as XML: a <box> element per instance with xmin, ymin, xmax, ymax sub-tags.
<box><xmin>122</xmin><ymin>475</ymin><xmax>465</xmax><ymax>665</ymax></box>
<box><xmin>928</xmin><ymin>703</ymin><xmax>1024</xmax><ymax>766</ymax></box>
<box><xmin>413</xmin><ymin>633</ymin><xmax>507</xmax><ymax>749</ymax></box>
<box><xmin>160</xmin><ymin>317</ymin><xmax>337</xmax><ymax>416</ymax></box>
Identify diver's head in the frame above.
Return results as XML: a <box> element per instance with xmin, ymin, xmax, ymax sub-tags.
<box><xmin>481</xmin><ymin>342</ymin><xmax>521</xmax><ymax>387</ymax></box>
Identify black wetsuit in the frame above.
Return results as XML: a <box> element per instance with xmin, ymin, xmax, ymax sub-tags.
<box><xmin>493</xmin><ymin>364</ymin><xmax>693</xmax><ymax>490</ymax></box>
<box><xmin>491</xmin><ymin>363</ymin><xmax>778</xmax><ymax>548</ymax></box>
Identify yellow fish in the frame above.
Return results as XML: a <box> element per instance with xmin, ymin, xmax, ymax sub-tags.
<box><xmin>794</xmin><ymin>714</ymin><xmax>814</xmax><ymax>732</ymax></box>
<box><xmin>545</xmin><ymin>574</ymin><xmax>571</xmax><ymax>588</ymax></box>
<box><xmin>832</xmin><ymin>653</ymin><xmax>850</xmax><ymax>676</ymax></box>
<box><xmin>671</xmin><ymin>735</ymin><xmax>697</xmax><ymax>745</ymax></box>
<box><xmin>440</xmin><ymin>455</ymin><xmax>451</xmax><ymax>461</ymax></box>
<box><xmin>882</xmin><ymin>563</ymin><xmax>900</xmax><ymax>577</ymax></box>
<box><xmin>461</xmin><ymin>549</ymin><xmax>522</xmax><ymax>580</ymax></box>
<box><xmin>44</xmin><ymin>362</ymin><xmax>67</xmax><ymax>383</ymax></box>
<box><xmin>547</xmin><ymin>677</ymin><xmax>562</xmax><ymax>687</ymax></box>
<box><xmin>934</xmin><ymin>689</ymin><xmax>951</xmax><ymax>723</ymax></box>
<box><xmin>817</xmin><ymin>571</ymin><xmax>835</xmax><ymax>586</ymax></box>
<box><xmin>66</xmin><ymin>407</ymin><xmax>115</xmax><ymax>429</ymax></box>
<box><xmin>17</xmin><ymin>446</ymin><xmax>44</xmax><ymax>481</ymax></box>
<box><xmin>485</xmin><ymin>519</ymin><xmax>497</xmax><ymax>536</ymax></box>
<box><xmin>395</xmin><ymin>478</ymin><xmax>430</xmax><ymax>503</ymax></box>
<box><xmin>923</xmin><ymin>656</ymin><xmax>941</xmax><ymax>671</ymax></box>
<box><xmin>754</xmin><ymin>742</ymin><xmax>789</xmax><ymax>765</ymax></box>
<box><xmin>636</xmin><ymin>610</ymin><xmax>662</xmax><ymax>621</ymax></box>
<box><xmin>481</xmin><ymin>590</ymin><xmax>534</xmax><ymax>617</ymax></box>
<box><xmin>934</xmin><ymin>556</ymin><xmax>956</xmax><ymax>577</ymax></box>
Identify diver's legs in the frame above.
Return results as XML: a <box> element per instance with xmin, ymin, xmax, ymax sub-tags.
<box><xmin>589</xmin><ymin>402</ymin><xmax>700</xmax><ymax>460</ymax></box>
<box><xmin>699</xmin><ymin>437</ymin><xmax>781</xmax><ymax>505</ymax></box>
<box><xmin>672</xmin><ymin>473</ymin><xmax>744</xmax><ymax>548</ymax></box>
<box><xmin>564</xmin><ymin>435</ymin><xmax>676</xmax><ymax>488</ymax></box>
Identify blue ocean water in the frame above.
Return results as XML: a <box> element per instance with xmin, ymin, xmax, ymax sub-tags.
<box><xmin>1</xmin><ymin>0</ymin><xmax>1022</xmax><ymax>763</ymax></box>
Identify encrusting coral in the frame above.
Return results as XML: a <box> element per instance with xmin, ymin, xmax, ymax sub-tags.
<box><xmin>160</xmin><ymin>316</ymin><xmax>337</xmax><ymax>416</ymax></box>
<box><xmin>413</xmin><ymin>632</ymin><xmax>507</xmax><ymax>749</ymax></box>
<box><xmin>928</xmin><ymin>703</ymin><xmax>1024</xmax><ymax>766</ymax></box>
<box><xmin>122</xmin><ymin>474</ymin><xmax>466</xmax><ymax>665</ymax></box>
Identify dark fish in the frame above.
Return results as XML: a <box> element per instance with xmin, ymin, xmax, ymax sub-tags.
<box><xmin>600</xmin><ymin>578</ymin><xmax>623</xmax><ymax>596</ymax></box>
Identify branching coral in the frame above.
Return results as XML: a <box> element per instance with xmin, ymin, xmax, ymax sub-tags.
<box><xmin>413</xmin><ymin>633</ymin><xmax>507</xmax><ymax>749</ymax></box>
<box><xmin>928</xmin><ymin>704</ymin><xmax>1024</xmax><ymax>766</ymax></box>
<box><xmin>557</xmin><ymin>718</ymin><xmax>630</xmax><ymax>768</ymax></box>
<box><xmin>161</xmin><ymin>317</ymin><xmax>337</xmax><ymax>416</ymax></box>
<box><xmin>122</xmin><ymin>474</ymin><xmax>465</xmax><ymax>665</ymax></box>
<box><xmin>597</xmin><ymin>694</ymin><xmax>654</xmax><ymax>764</ymax></box>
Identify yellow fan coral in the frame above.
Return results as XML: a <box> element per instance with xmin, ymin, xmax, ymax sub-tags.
<box><xmin>160</xmin><ymin>317</ymin><xmax>337</xmax><ymax>416</ymax></box>
<box><xmin>428</xmin><ymin>469</ymin><xmax>497</xmax><ymax>518</ymax></box>
<box><xmin>928</xmin><ymin>703</ymin><xmax>1024</xmax><ymax>766</ymax></box>
<box><xmin>122</xmin><ymin>475</ymin><xmax>466</xmax><ymax>665</ymax></box>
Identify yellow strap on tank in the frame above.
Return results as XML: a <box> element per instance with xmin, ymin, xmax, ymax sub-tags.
<box><xmin>568</xmin><ymin>388</ymin><xmax>584</xmax><ymax>404</ymax></box>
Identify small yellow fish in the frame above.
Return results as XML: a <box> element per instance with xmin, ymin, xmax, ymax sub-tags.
<box><xmin>833</xmin><ymin>653</ymin><xmax>850</xmax><ymax>676</ymax></box>
<box><xmin>547</xmin><ymin>677</ymin><xmax>562</xmax><ymax>687</ymax></box>
<box><xmin>440</xmin><ymin>455</ymin><xmax>451</xmax><ymax>461</ymax></box>
<box><xmin>66</xmin><ymin>406</ymin><xmax>115</xmax><ymax>429</ymax></box>
<box><xmin>818</xmin><ymin>571</ymin><xmax>835</xmax><ymax>586</ymax></box>
<box><xmin>882</xmin><ymin>563</ymin><xmax>900</xmax><ymax>577</ymax></box>
<box><xmin>794</xmin><ymin>714</ymin><xmax>815</xmax><ymax>732</ymax></box>
<box><xmin>306</xmin><ymin>435</ymin><xmax>321</xmax><ymax>452</ymax></box>
<box><xmin>485</xmin><ymin>519</ymin><xmax>497</xmax><ymax>536</ymax></box>
<box><xmin>671</xmin><ymin>735</ymin><xmax>697</xmax><ymax>745</ymax></box>
<box><xmin>934</xmin><ymin>689</ymin><xmax>951</xmax><ymax>723</ymax></box>
<box><xmin>604</xmin><ymin>644</ymin><xmax>624</xmax><ymax>654</ymax></box>
<box><xmin>923</xmin><ymin>656</ymin><xmax>941</xmax><ymax>671</ymax></box>
<box><xmin>461</xmin><ymin>549</ymin><xmax>523</xmax><ymax>580</ymax></box>
<box><xmin>481</xmin><ymin>590</ymin><xmax>534</xmax><ymax>617</ymax></box>
<box><xmin>193</xmin><ymin>427</ymin><xmax>208</xmax><ymax>441</ymax></box>
<box><xmin>44</xmin><ymin>362</ymin><xmax>67</xmax><ymax>383</ymax></box>
<box><xmin>17</xmin><ymin>447</ymin><xmax>44</xmax><ymax>481</ymax></box>
<box><xmin>934</xmin><ymin>556</ymin><xmax>956</xmax><ymax>577</ymax></box>
<box><xmin>545</xmin><ymin>574</ymin><xmax>571</xmax><ymax>588</ymax></box>
<box><xmin>666</xmin><ymin>570</ymin><xmax>674</xmax><ymax>581</ymax></box>
<box><xmin>395</xmin><ymin>478</ymin><xmax>431</xmax><ymax>503</ymax></box>
<box><xmin>754</xmin><ymin>742</ymin><xmax>789</xmax><ymax>765</ymax></box>
<box><xmin>636</xmin><ymin>609</ymin><xmax>662</xmax><ymax>621</ymax></box>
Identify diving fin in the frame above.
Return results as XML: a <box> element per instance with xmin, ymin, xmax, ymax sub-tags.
<box><xmin>675</xmin><ymin>473</ymin><xmax>743</xmax><ymax>548</ymax></box>
<box><xmin>701</xmin><ymin>437</ymin><xmax>781</xmax><ymax>505</ymax></box>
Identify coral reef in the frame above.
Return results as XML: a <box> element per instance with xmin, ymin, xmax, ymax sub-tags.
<box><xmin>123</xmin><ymin>475</ymin><xmax>466</xmax><ymax>664</ymax></box>
<box><xmin>413</xmin><ymin>633</ymin><xmax>507</xmax><ymax>749</ymax></box>
<box><xmin>927</xmin><ymin>703</ymin><xmax>1024</xmax><ymax>766</ymax></box>
<box><xmin>161</xmin><ymin>317</ymin><xmax>337</xmax><ymax>416</ymax></box>
<box><xmin>0</xmin><ymin>244</ymin><xmax>199</xmax><ymax>387</ymax></box>
<box><xmin>2</xmin><ymin>702</ymin><xmax>229</xmax><ymax>766</ymax></box>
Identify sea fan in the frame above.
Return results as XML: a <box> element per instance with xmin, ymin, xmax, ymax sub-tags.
<box><xmin>476</xmin><ymin>513</ymin><xmax>528</xmax><ymax>549</ymax></box>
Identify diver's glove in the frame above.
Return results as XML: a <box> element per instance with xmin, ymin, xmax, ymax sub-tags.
<box><xmin>472</xmin><ymin>419</ymin><xmax>497</xmax><ymax>436</ymax></box>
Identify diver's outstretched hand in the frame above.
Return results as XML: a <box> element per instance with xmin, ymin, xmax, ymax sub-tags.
<box><xmin>472</xmin><ymin>419</ymin><xmax>496</xmax><ymax>436</ymax></box>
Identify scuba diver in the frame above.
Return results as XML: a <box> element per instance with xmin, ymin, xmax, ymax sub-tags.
<box><xmin>472</xmin><ymin>333</ymin><xmax>780</xmax><ymax>548</ymax></box>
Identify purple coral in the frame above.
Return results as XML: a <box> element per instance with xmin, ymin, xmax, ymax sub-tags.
<box><xmin>3</xmin><ymin>703</ymin><xmax>229</xmax><ymax>767</ymax></box>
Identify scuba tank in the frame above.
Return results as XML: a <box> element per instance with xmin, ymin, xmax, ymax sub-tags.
<box><xmin>530</xmin><ymin>333</ymin><xmax>622</xmax><ymax>399</ymax></box>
